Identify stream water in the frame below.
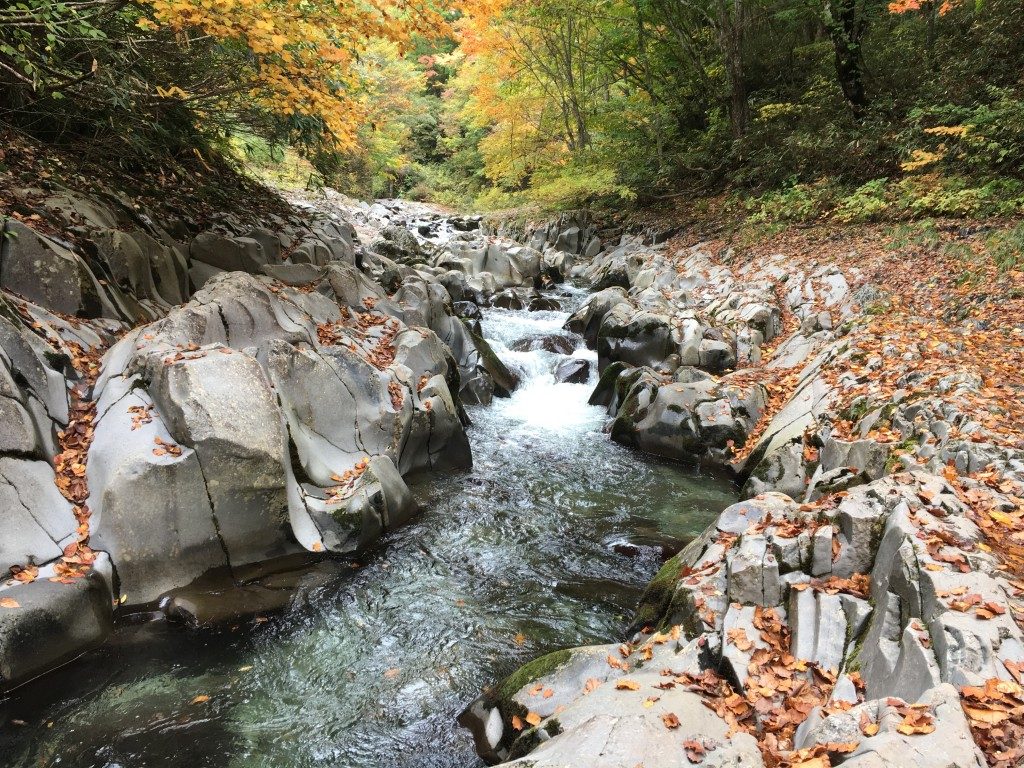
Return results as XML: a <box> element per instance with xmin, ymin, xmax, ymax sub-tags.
<box><xmin>0</xmin><ymin>288</ymin><xmax>735</xmax><ymax>768</ymax></box>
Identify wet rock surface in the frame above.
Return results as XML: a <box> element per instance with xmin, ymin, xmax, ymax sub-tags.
<box><xmin>467</xmin><ymin>222</ymin><xmax>1024</xmax><ymax>768</ymax></box>
<box><xmin>1</xmin><ymin>189</ymin><xmax>578</xmax><ymax>692</ymax></box>
<box><xmin>2</xmin><ymin>187</ymin><xmax>1022</xmax><ymax>768</ymax></box>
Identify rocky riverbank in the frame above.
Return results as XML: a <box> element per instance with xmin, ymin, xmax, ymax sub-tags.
<box><xmin>0</xmin><ymin>185</ymin><xmax>590</xmax><ymax>690</ymax></box>
<box><xmin>464</xmin><ymin>227</ymin><xmax>1024</xmax><ymax>766</ymax></box>
<box><xmin>2</xmin><ymin>174</ymin><xmax>1022</xmax><ymax>767</ymax></box>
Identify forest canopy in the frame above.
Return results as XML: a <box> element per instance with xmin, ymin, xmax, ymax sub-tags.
<box><xmin>2</xmin><ymin>0</ymin><xmax>1023</xmax><ymax>217</ymax></box>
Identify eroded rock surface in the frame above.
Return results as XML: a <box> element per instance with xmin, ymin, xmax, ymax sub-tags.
<box><xmin>0</xmin><ymin>189</ymin><xmax>574</xmax><ymax>691</ymax></box>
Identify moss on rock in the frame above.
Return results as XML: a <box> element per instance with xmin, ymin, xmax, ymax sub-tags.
<box><xmin>489</xmin><ymin>648</ymin><xmax>573</xmax><ymax>706</ymax></box>
<box><xmin>629</xmin><ymin>553</ymin><xmax>683</xmax><ymax>631</ymax></box>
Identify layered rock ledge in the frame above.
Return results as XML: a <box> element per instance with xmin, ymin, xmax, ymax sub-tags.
<box><xmin>0</xmin><ymin>189</ymin><xmax>590</xmax><ymax>690</ymax></box>
<box><xmin>466</xmin><ymin>228</ymin><xmax>1024</xmax><ymax>767</ymax></box>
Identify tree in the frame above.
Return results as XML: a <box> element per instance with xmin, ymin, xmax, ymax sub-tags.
<box><xmin>823</xmin><ymin>0</ymin><xmax>871</xmax><ymax>116</ymax></box>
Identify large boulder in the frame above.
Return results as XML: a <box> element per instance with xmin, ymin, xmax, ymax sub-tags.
<box><xmin>597</xmin><ymin>304</ymin><xmax>675</xmax><ymax>372</ymax></box>
<box><xmin>609</xmin><ymin>368</ymin><xmax>766</xmax><ymax>467</ymax></box>
<box><xmin>1</xmin><ymin>219</ymin><xmax>96</xmax><ymax>316</ymax></box>
<box><xmin>88</xmin><ymin>378</ymin><xmax>227</xmax><ymax>605</ymax></box>
<box><xmin>88</xmin><ymin>266</ymin><xmax>474</xmax><ymax>606</ymax></box>
<box><xmin>0</xmin><ymin>554</ymin><xmax>114</xmax><ymax>692</ymax></box>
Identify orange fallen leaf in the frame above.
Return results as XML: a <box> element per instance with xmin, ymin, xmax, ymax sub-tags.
<box><xmin>662</xmin><ymin>712</ymin><xmax>681</xmax><ymax>729</ymax></box>
<box><xmin>525</xmin><ymin>711</ymin><xmax>542</xmax><ymax>727</ymax></box>
<box><xmin>191</xmin><ymin>695</ymin><xmax>210</xmax><ymax>705</ymax></box>
<box><xmin>962</xmin><ymin>705</ymin><xmax>1009</xmax><ymax>724</ymax></box>
<box><xmin>615</xmin><ymin>679</ymin><xmax>640</xmax><ymax>691</ymax></box>
<box><xmin>683</xmin><ymin>738</ymin><xmax>706</xmax><ymax>763</ymax></box>
<box><xmin>859</xmin><ymin>710</ymin><xmax>880</xmax><ymax>737</ymax></box>
<box><xmin>896</xmin><ymin>709</ymin><xmax>935</xmax><ymax>735</ymax></box>
<box><xmin>0</xmin><ymin>597</ymin><xmax>20</xmax><ymax>608</ymax></box>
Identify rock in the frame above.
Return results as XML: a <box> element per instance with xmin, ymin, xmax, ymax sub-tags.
<box><xmin>88</xmin><ymin>379</ymin><xmax>227</xmax><ymax>605</ymax></box>
<box><xmin>453</xmin><ymin>300</ymin><xmax>482</xmax><ymax>323</ymax></box>
<box><xmin>609</xmin><ymin>374</ymin><xmax>764</xmax><ymax>467</ymax></box>
<box><xmin>697</xmin><ymin>339</ymin><xmax>736</xmax><ymax>373</ymax></box>
<box><xmin>0</xmin><ymin>554</ymin><xmax>113</xmax><ymax>692</ymax></box>
<box><xmin>727</xmin><ymin>534</ymin><xmax>783</xmax><ymax>606</ymax></box>
<box><xmin>89</xmin><ymin>265</ymin><xmax>473</xmax><ymax>601</ymax></box>
<box><xmin>291</xmin><ymin>454</ymin><xmax>419</xmax><ymax>553</ymax></box>
<box><xmin>491</xmin><ymin>288</ymin><xmax>527</xmax><ymax>310</ymax></box>
<box><xmin>261</xmin><ymin>263</ymin><xmax>329</xmax><ymax>285</ymax></box>
<box><xmin>722</xmin><ymin>604</ymin><xmax>773</xmax><ymax>689</ymax></box>
<box><xmin>717</xmin><ymin>494</ymin><xmax>797</xmax><ymax>535</ymax></box>
<box><xmin>820</xmin><ymin>437</ymin><xmax>889</xmax><ymax>480</ymax></box>
<box><xmin>510</xmin><ymin>334</ymin><xmax>575</xmax><ymax>355</ymax></box>
<box><xmin>554</xmin><ymin>357</ymin><xmax>591</xmax><ymax>384</ymax></box>
<box><xmin>528</xmin><ymin>296</ymin><xmax>561</xmax><ymax>311</ymax></box>
<box><xmin>468</xmin><ymin>643</ymin><xmax>764</xmax><ymax>768</ymax></box>
<box><xmin>807</xmin><ymin>466</ymin><xmax>872</xmax><ymax>501</ymax></box>
<box><xmin>434</xmin><ymin>240</ymin><xmax>544</xmax><ymax>291</ymax></box>
<box><xmin>0</xmin><ymin>458</ymin><xmax>79</xmax><ymax>571</ymax></box>
<box><xmin>563</xmin><ymin>287</ymin><xmax>629</xmax><ymax>348</ymax></box>
<box><xmin>468</xmin><ymin>327</ymin><xmax>519</xmax><ymax>397</ymax></box>
<box><xmin>379</xmin><ymin>224</ymin><xmax>422</xmax><ymax>262</ymax></box>
<box><xmin>1</xmin><ymin>219</ymin><xmax>93</xmax><ymax>316</ymax></box>
<box><xmin>799</xmin><ymin>684</ymin><xmax>985</xmax><ymax>767</ymax></box>
<box><xmin>190</xmin><ymin>231</ymin><xmax>269</xmax><ymax>274</ymax></box>
<box><xmin>597</xmin><ymin>305</ymin><xmax>674</xmax><ymax>372</ymax></box>
<box><xmin>788</xmin><ymin>588</ymin><xmax>847</xmax><ymax>672</ymax></box>
<box><xmin>150</xmin><ymin>349</ymin><xmax>296</xmax><ymax>567</ymax></box>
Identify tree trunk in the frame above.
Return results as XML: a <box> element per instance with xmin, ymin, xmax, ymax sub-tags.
<box><xmin>826</xmin><ymin>0</ymin><xmax>869</xmax><ymax>117</ymax></box>
<box><xmin>717</xmin><ymin>0</ymin><xmax>747</xmax><ymax>139</ymax></box>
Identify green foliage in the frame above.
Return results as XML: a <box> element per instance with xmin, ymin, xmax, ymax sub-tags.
<box><xmin>750</xmin><ymin>183</ymin><xmax>825</xmax><ymax>223</ymax></box>
<box><xmin>6</xmin><ymin>0</ymin><xmax>1024</xmax><ymax>219</ymax></box>
<box><xmin>984</xmin><ymin>224</ymin><xmax>1024</xmax><ymax>272</ymax></box>
<box><xmin>835</xmin><ymin>179</ymin><xmax>890</xmax><ymax>222</ymax></box>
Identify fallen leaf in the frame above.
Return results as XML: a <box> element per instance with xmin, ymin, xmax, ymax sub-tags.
<box><xmin>0</xmin><ymin>597</ymin><xmax>20</xmax><ymax>608</ymax></box>
<box><xmin>191</xmin><ymin>695</ymin><xmax>210</xmax><ymax>705</ymax></box>
<box><xmin>682</xmin><ymin>738</ymin><xmax>706</xmax><ymax>763</ymax></box>
<box><xmin>896</xmin><ymin>709</ymin><xmax>935</xmax><ymax>735</ymax></box>
<box><xmin>662</xmin><ymin>712</ymin><xmax>681</xmax><ymax>729</ymax></box>
<box><xmin>615</xmin><ymin>679</ymin><xmax>641</xmax><ymax>691</ymax></box>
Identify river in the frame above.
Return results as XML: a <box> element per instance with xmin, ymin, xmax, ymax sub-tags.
<box><xmin>0</xmin><ymin>286</ymin><xmax>734</xmax><ymax>768</ymax></box>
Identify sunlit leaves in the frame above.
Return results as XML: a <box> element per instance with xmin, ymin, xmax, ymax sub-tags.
<box><xmin>141</xmin><ymin>0</ymin><xmax>450</xmax><ymax>148</ymax></box>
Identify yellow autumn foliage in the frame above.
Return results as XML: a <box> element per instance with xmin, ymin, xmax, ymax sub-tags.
<box><xmin>143</xmin><ymin>0</ymin><xmax>451</xmax><ymax>148</ymax></box>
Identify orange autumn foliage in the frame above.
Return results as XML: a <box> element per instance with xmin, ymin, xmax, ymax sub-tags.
<box><xmin>142</xmin><ymin>0</ymin><xmax>451</xmax><ymax>148</ymax></box>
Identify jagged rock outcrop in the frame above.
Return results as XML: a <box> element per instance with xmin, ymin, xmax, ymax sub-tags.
<box><xmin>0</xmin><ymin>188</ymin><xmax>553</xmax><ymax>691</ymax></box>
<box><xmin>470</xmin><ymin>471</ymin><xmax>1011</xmax><ymax>767</ymax></box>
<box><xmin>465</xmin><ymin>226</ymin><xmax>1024</xmax><ymax>767</ymax></box>
<box><xmin>88</xmin><ymin>267</ymin><xmax>471</xmax><ymax>605</ymax></box>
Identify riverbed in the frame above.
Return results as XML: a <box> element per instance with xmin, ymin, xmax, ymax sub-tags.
<box><xmin>0</xmin><ymin>288</ymin><xmax>734</xmax><ymax>768</ymax></box>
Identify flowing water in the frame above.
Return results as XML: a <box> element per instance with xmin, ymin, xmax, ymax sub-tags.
<box><xmin>0</xmin><ymin>288</ymin><xmax>735</xmax><ymax>768</ymax></box>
